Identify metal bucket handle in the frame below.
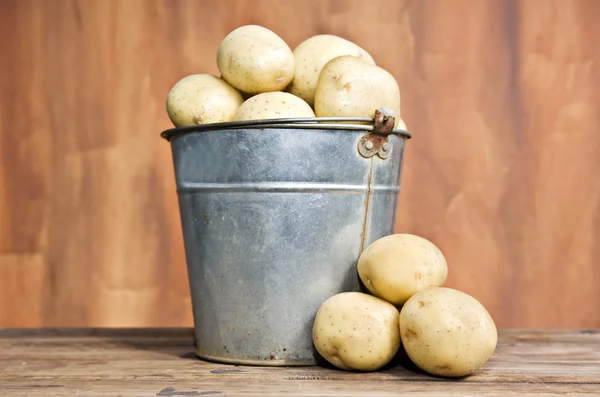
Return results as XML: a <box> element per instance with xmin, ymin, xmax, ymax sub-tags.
<box><xmin>160</xmin><ymin>108</ymin><xmax>411</xmax><ymax>160</ymax></box>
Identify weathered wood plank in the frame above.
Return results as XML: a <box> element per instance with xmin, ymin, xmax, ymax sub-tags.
<box><xmin>0</xmin><ymin>329</ymin><xmax>598</xmax><ymax>396</ymax></box>
<box><xmin>1</xmin><ymin>380</ymin><xmax>599</xmax><ymax>397</ymax></box>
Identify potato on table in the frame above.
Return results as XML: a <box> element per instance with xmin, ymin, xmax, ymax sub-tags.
<box><xmin>287</xmin><ymin>34</ymin><xmax>375</xmax><ymax>107</ymax></box>
<box><xmin>166</xmin><ymin>74</ymin><xmax>243</xmax><ymax>127</ymax></box>
<box><xmin>358</xmin><ymin>234</ymin><xmax>448</xmax><ymax>306</ymax></box>
<box><xmin>314</xmin><ymin>56</ymin><xmax>401</xmax><ymax>127</ymax></box>
<box><xmin>217</xmin><ymin>25</ymin><xmax>295</xmax><ymax>95</ymax></box>
<box><xmin>312</xmin><ymin>292</ymin><xmax>401</xmax><ymax>372</ymax></box>
<box><xmin>400</xmin><ymin>287</ymin><xmax>498</xmax><ymax>377</ymax></box>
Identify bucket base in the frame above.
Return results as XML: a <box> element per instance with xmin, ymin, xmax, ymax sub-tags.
<box><xmin>195</xmin><ymin>349</ymin><xmax>317</xmax><ymax>367</ymax></box>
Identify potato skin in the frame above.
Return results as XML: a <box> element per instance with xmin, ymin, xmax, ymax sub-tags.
<box><xmin>232</xmin><ymin>92</ymin><xmax>315</xmax><ymax>121</ymax></box>
<box><xmin>314</xmin><ymin>56</ymin><xmax>401</xmax><ymax>127</ymax></box>
<box><xmin>400</xmin><ymin>287</ymin><xmax>498</xmax><ymax>378</ymax></box>
<box><xmin>217</xmin><ymin>25</ymin><xmax>295</xmax><ymax>95</ymax></box>
<box><xmin>358</xmin><ymin>234</ymin><xmax>448</xmax><ymax>306</ymax></box>
<box><xmin>166</xmin><ymin>74</ymin><xmax>243</xmax><ymax>127</ymax></box>
<box><xmin>312</xmin><ymin>292</ymin><xmax>401</xmax><ymax>372</ymax></box>
<box><xmin>287</xmin><ymin>34</ymin><xmax>375</xmax><ymax>107</ymax></box>
<box><xmin>397</xmin><ymin>118</ymin><xmax>407</xmax><ymax>130</ymax></box>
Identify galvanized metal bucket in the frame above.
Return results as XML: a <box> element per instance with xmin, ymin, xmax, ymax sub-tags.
<box><xmin>161</xmin><ymin>112</ymin><xmax>410</xmax><ymax>366</ymax></box>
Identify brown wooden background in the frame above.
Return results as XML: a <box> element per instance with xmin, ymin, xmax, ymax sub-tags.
<box><xmin>1</xmin><ymin>0</ymin><xmax>599</xmax><ymax>329</ymax></box>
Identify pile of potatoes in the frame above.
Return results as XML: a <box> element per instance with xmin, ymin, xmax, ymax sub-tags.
<box><xmin>313</xmin><ymin>234</ymin><xmax>498</xmax><ymax>377</ymax></box>
<box><xmin>166</xmin><ymin>25</ymin><xmax>403</xmax><ymax>128</ymax></box>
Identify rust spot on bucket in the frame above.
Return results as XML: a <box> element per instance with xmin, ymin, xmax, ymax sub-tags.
<box><xmin>358</xmin><ymin>108</ymin><xmax>395</xmax><ymax>159</ymax></box>
<box><xmin>371</xmin><ymin>134</ymin><xmax>389</xmax><ymax>150</ymax></box>
<box><xmin>359</xmin><ymin>159</ymin><xmax>374</xmax><ymax>253</ymax></box>
<box><xmin>373</xmin><ymin>108</ymin><xmax>395</xmax><ymax>135</ymax></box>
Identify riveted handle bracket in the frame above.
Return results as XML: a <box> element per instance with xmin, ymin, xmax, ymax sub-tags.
<box><xmin>357</xmin><ymin>107</ymin><xmax>396</xmax><ymax>159</ymax></box>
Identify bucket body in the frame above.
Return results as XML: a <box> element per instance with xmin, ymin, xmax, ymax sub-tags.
<box><xmin>166</xmin><ymin>121</ymin><xmax>408</xmax><ymax>366</ymax></box>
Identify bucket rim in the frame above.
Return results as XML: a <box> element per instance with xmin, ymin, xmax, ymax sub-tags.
<box><xmin>160</xmin><ymin>117</ymin><xmax>412</xmax><ymax>141</ymax></box>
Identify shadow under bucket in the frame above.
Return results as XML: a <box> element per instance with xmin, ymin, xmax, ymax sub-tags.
<box><xmin>161</xmin><ymin>114</ymin><xmax>411</xmax><ymax>366</ymax></box>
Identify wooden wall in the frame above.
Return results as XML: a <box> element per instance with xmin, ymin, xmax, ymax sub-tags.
<box><xmin>1</xmin><ymin>0</ymin><xmax>599</xmax><ymax>329</ymax></box>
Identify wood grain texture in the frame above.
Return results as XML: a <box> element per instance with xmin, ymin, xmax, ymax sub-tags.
<box><xmin>0</xmin><ymin>328</ymin><xmax>599</xmax><ymax>396</ymax></box>
<box><xmin>1</xmin><ymin>0</ymin><xmax>600</xmax><ymax>328</ymax></box>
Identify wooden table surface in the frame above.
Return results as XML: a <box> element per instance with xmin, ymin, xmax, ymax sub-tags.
<box><xmin>0</xmin><ymin>329</ymin><xmax>598</xmax><ymax>396</ymax></box>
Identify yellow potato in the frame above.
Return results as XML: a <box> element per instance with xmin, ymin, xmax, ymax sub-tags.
<box><xmin>357</xmin><ymin>234</ymin><xmax>447</xmax><ymax>306</ymax></box>
<box><xmin>314</xmin><ymin>56</ymin><xmax>401</xmax><ymax>127</ymax></box>
<box><xmin>312</xmin><ymin>292</ymin><xmax>401</xmax><ymax>372</ymax></box>
<box><xmin>217</xmin><ymin>25</ymin><xmax>295</xmax><ymax>95</ymax></box>
<box><xmin>287</xmin><ymin>34</ymin><xmax>375</xmax><ymax>107</ymax></box>
<box><xmin>397</xmin><ymin>118</ymin><xmax>407</xmax><ymax>130</ymax></box>
<box><xmin>400</xmin><ymin>287</ymin><xmax>498</xmax><ymax>377</ymax></box>
<box><xmin>166</xmin><ymin>74</ymin><xmax>243</xmax><ymax>127</ymax></box>
<box><xmin>232</xmin><ymin>92</ymin><xmax>315</xmax><ymax>121</ymax></box>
